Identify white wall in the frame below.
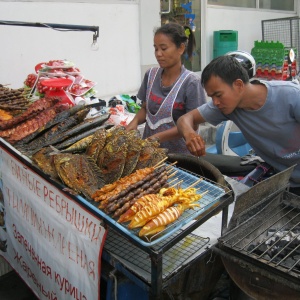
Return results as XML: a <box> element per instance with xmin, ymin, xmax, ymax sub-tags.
<box><xmin>204</xmin><ymin>5</ymin><xmax>297</xmax><ymax>66</ymax></box>
<box><xmin>139</xmin><ymin>1</ymin><xmax>161</xmax><ymax>67</ymax></box>
<box><xmin>0</xmin><ymin>0</ymin><xmax>160</xmax><ymax>99</ymax></box>
<box><xmin>0</xmin><ymin>1</ymin><xmax>298</xmax><ymax>98</ymax></box>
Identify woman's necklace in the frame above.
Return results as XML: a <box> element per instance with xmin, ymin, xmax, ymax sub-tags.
<box><xmin>160</xmin><ymin>69</ymin><xmax>181</xmax><ymax>88</ymax></box>
<box><xmin>160</xmin><ymin>77</ymin><xmax>170</xmax><ymax>88</ymax></box>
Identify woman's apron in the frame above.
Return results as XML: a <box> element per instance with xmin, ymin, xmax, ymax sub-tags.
<box><xmin>143</xmin><ymin>67</ymin><xmax>191</xmax><ymax>154</ymax></box>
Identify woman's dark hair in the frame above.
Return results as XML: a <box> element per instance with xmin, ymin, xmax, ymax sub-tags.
<box><xmin>201</xmin><ymin>55</ymin><xmax>250</xmax><ymax>86</ymax></box>
<box><xmin>154</xmin><ymin>22</ymin><xmax>196</xmax><ymax>61</ymax></box>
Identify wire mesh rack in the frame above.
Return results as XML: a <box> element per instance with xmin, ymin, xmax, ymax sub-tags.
<box><xmin>103</xmin><ymin>228</ymin><xmax>210</xmax><ymax>282</ymax></box>
<box><xmin>262</xmin><ymin>17</ymin><xmax>300</xmax><ymax>70</ymax></box>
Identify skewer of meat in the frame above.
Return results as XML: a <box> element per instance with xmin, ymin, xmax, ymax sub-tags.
<box><xmin>0</xmin><ymin>97</ymin><xmax>59</xmax><ymax>130</ymax></box>
<box><xmin>97</xmin><ymin>171</ymin><xmax>160</xmax><ymax>206</ymax></box>
<box><xmin>104</xmin><ymin>167</ymin><xmax>166</xmax><ymax>203</ymax></box>
<box><xmin>104</xmin><ymin>170</ymin><xmax>168</xmax><ymax>214</ymax></box>
<box><xmin>93</xmin><ymin>165</ymin><xmax>166</xmax><ymax>202</ymax></box>
<box><xmin>16</xmin><ymin>104</ymin><xmax>89</xmax><ymax>147</ymax></box>
<box><xmin>92</xmin><ymin>166</ymin><xmax>157</xmax><ymax>200</ymax></box>
<box><xmin>114</xmin><ymin>175</ymin><xmax>169</xmax><ymax>219</ymax></box>
<box><xmin>100</xmin><ymin>170</ymin><xmax>167</xmax><ymax>210</ymax></box>
<box><xmin>5</xmin><ymin>104</ymin><xmax>68</xmax><ymax>144</ymax></box>
<box><xmin>116</xmin><ymin>178</ymin><xmax>184</xmax><ymax>222</ymax></box>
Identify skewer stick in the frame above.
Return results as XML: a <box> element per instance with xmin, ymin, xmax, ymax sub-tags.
<box><xmin>165</xmin><ymin>162</ymin><xmax>177</xmax><ymax>172</ymax></box>
<box><xmin>199</xmin><ymin>190</ymin><xmax>209</xmax><ymax>197</ymax></box>
<box><xmin>153</xmin><ymin>157</ymin><xmax>168</xmax><ymax>169</ymax></box>
<box><xmin>171</xmin><ymin>179</ymin><xmax>183</xmax><ymax>188</ymax></box>
<box><xmin>167</xmin><ymin>167</ymin><xmax>177</xmax><ymax>174</ymax></box>
<box><xmin>186</xmin><ymin>178</ymin><xmax>203</xmax><ymax>190</ymax></box>
<box><xmin>167</xmin><ymin>170</ymin><xmax>178</xmax><ymax>178</ymax></box>
<box><xmin>167</xmin><ymin>177</ymin><xmax>179</xmax><ymax>185</ymax></box>
<box><xmin>167</xmin><ymin>161</ymin><xmax>177</xmax><ymax>167</ymax></box>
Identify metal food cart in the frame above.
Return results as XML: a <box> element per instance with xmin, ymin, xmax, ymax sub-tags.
<box><xmin>0</xmin><ymin>139</ymin><xmax>233</xmax><ymax>299</ymax></box>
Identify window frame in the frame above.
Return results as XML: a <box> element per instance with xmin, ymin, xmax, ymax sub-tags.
<box><xmin>207</xmin><ymin>0</ymin><xmax>296</xmax><ymax>13</ymax></box>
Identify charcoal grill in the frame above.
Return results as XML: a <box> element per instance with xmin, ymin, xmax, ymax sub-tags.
<box><xmin>215</xmin><ymin>165</ymin><xmax>300</xmax><ymax>300</ymax></box>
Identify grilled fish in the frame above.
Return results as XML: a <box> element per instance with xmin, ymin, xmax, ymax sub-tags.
<box><xmin>97</xmin><ymin>133</ymin><xmax>128</xmax><ymax>184</ymax></box>
<box><xmin>61</xmin><ymin>112</ymin><xmax>110</xmax><ymax>137</ymax></box>
<box><xmin>59</xmin><ymin>134</ymin><xmax>94</xmax><ymax>153</ymax></box>
<box><xmin>31</xmin><ymin>146</ymin><xmax>60</xmax><ymax>181</ymax></box>
<box><xmin>42</xmin><ymin>112</ymin><xmax>110</xmax><ymax>147</ymax></box>
<box><xmin>19</xmin><ymin>108</ymin><xmax>90</xmax><ymax>155</ymax></box>
<box><xmin>16</xmin><ymin>103</ymin><xmax>87</xmax><ymax>145</ymax></box>
<box><xmin>53</xmin><ymin>153</ymin><xmax>106</xmax><ymax>199</ymax></box>
<box><xmin>53</xmin><ymin>125</ymin><xmax>111</xmax><ymax>150</ymax></box>
<box><xmin>133</xmin><ymin>139</ymin><xmax>161</xmax><ymax>171</ymax></box>
<box><xmin>85</xmin><ymin>127</ymin><xmax>107</xmax><ymax>159</ymax></box>
<box><xmin>105</xmin><ymin>125</ymin><xmax>126</xmax><ymax>143</ymax></box>
<box><xmin>121</xmin><ymin>130</ymin><xmax>142</xmax><ymax>177</ymax></box>
<box><xmin>152</xmin><ymin>147</ymin><xmax>168</xmax><ymax>166</ymax></box>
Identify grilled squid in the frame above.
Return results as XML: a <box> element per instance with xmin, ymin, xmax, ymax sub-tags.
<box><xmin>139</xmin><ymin>202</ymin><xmax>199</xmax><ymax>237</ymax></box>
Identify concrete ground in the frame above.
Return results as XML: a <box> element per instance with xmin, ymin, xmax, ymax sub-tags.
<box><xmin>0</xmin><ymin>268</ymin><xmax>253</xmax><ymax>300</ymax></box>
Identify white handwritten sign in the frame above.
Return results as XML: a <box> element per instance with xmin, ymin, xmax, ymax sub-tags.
<box><xmin>0</xmin><ymin>142</ymin><xmax>107</xmax><ymax>300</ymax></box>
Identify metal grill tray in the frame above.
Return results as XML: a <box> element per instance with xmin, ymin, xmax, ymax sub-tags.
<box><xmin>79</xmin><ymin>164</ymin><xmax>229</xmax><ymax>247</ymax></box>
<box><xmin>0</xmin><ymin>139</ymin><xmax>229</xmax><ymax>248</ymax></box>
<box><xmin>2</xmin><ymin>138</ymin><xmax>230</xmax><ymax>248</ymax></box>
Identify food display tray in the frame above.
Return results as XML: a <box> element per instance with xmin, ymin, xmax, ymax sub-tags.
<box><xmin>0</xmin><ymin>139</ymin><xmax>232</xmax><ymax>248</ymax></box>
<box><xmin>77</xmin><ymin>164</ymin><xmax>231</xmax><ymax>247</ymax></box>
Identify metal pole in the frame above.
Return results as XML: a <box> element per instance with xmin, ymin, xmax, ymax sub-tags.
<box><xmin>0</xmin><ymin>20</ymin><xmax>99</xmax><ymax>38</ymax></box>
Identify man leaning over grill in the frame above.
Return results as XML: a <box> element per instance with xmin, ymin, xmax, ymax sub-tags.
<box><xmin>176</xmin><ymin>55</ymin><xmax>300</xmax><ymax>195</ymax></box>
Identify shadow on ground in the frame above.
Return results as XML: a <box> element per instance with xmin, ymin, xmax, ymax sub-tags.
<box><xmin>0</xmin><ymin>271</ymin><xmax>38</xmax><ymax>300</ymax></box>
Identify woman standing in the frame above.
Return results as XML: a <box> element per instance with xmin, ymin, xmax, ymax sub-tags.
<box><xmin>125</xmin><ymin>22</ymin><xmax>206</xmax><ymax>154</ymax></box>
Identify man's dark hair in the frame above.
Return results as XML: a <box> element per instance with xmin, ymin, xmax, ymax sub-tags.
<box><xmin>201</xmin><ymin>55</ymin><xmax>250</xmax><ymax>86</ymax></box>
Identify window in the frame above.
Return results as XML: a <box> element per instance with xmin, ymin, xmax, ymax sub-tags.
<box><xmin>208</xmin><ymin>0</ymin><xmax>295</xmax><ymax>11</ymax></box>
<box><xmin>160</xmin><ymin>0</ymin><xmax>201</xmax><ymax>72</ymax></box>
<box><xmin>207</xmin><ymin>0</ymin><xmax>255</xmax><ymax>8</ymax></box>
<box><xmin>259</xmin><ymin>0</ymin><xmax>294</xmax><ymax>11</ymax></box>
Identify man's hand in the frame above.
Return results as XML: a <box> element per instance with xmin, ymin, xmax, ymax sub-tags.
<box><xmin>177</xmin><ymin>109</ymin><xmax>207</xmax><ymax>156</ymax></box>
<box><xmin>185</xmin><ymin>132</ymin><xmax>206</xmax><ymax>156</ymax></box>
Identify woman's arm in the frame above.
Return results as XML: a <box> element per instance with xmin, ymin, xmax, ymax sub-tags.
<box><xmin>148</xmin><ymin>125</ymin><xmax>181</xmax><ymax>143</ymax></box>
<box><xmin>125</xmin><ymin>102</ymin><xmax>147</xmax><ymax>131</ymax></box>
